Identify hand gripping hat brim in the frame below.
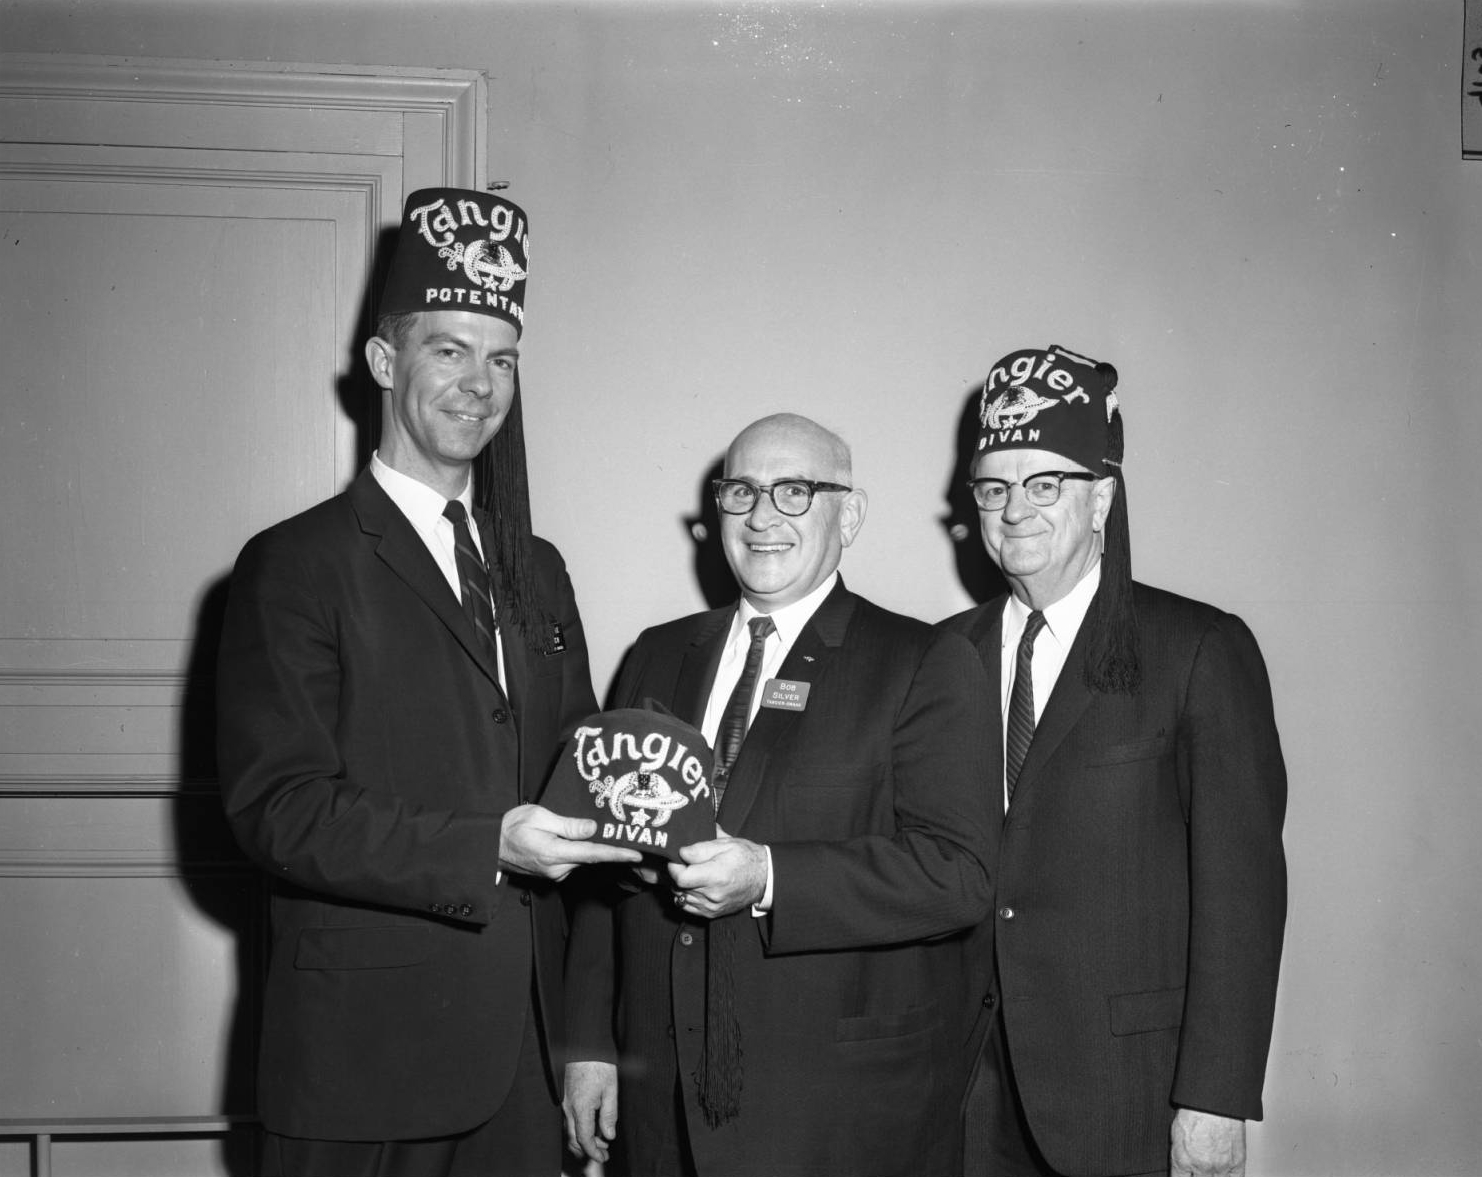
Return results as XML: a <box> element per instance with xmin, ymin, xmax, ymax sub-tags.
<box><xmin>378</xmin><ymin>187</ymin><xmax>530</xmax><ymax>335</ymax></box>
<box><xmin>543</xmin><ymin>706</ymin><xmax>717</xmax><ymax>862</ymax></box>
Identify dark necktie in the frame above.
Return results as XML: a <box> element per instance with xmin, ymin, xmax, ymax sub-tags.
<box><xmin>442</xmin><ymin>500</ymin><xmax>499</xmax><ymax>664</ymax></box>
<box><xmin>1005</xmin><ymin>610</ymin><xmax>1046</xmax><ymax>804</ymax></box>
<box><xmin>711</xmin><ymin>615</ymin><xmax>775</xmax><ymax>809</ymax></box>
<box><xmin>697</xmin><ymin>612</ymin><xmax>775</xmax><ymax>1130</ymax></box>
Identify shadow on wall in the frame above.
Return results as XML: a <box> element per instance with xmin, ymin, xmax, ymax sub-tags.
<box><xmin>166</xmin><ymin>226</ymin><xmax>393</xmax><ymax>1173</ymax></box>
<box><xmin>174</xmin><ymin>574</ymin><xmax>261</xmax><ymax>1177</ymax></box>
<box><xmin>685</xmin><ymin>456</ymin><xmax>738</xmax><ymax>612</ymax></box>
<box><xmin>339</xmin><ymin>221</ymin><xmax>401</xmax><ymax>477</ymax></box>
<box><xmin>943</xmin><ymin>384</ymin><xmax>1008</xmax><ymax>609</ymax></box>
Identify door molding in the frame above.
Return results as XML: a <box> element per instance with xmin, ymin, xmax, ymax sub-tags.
<box><xmin>0</xmin><ymin>56</ymin><xmax>486</xmax><ymax>1174</ymax></box>
<box><xmin>1</xmin><ymin>54</ymin><xmax>486</xmax><ymax>190</ymax></box>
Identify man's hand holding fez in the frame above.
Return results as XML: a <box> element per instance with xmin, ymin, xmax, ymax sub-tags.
<box><xmin>545</xmin><ymin>709</ymin><xmax>771</xmax><ymax>913</ymax></box>
<box><xmin>544</xmin><ymin>706</ymin><xmax>717</xmax><ymax>860</ymax></box>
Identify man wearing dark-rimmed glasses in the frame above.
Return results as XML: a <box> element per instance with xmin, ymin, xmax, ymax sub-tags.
<box><xmin>564</xmin><ymin>412</ymin><xmax>996</xmax><ymax>1176</ymax></box>
<box><xmin>944</xmin><ymin>345</ymin><xmax>1287</xmax><ymax>1177</ymax></box>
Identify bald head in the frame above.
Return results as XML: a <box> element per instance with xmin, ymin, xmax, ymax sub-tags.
<box><xmin>724</xmin><ymin>414</ymin><xmax>852</xmax><ymax>485</ymax></box>
<box><xmin>718</xmin><ymin>413</ymin><xmax>866</xmax><ymax>612</ymax></box>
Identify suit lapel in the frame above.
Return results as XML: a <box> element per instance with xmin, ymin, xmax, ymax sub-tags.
<box><xmin>974</xmin><ymin>601</ymin><xmax>1007</xmax><ymax>798</ymax></box>
<box><xmin>673</xmin><ymin>612</ymin><xmax>730</xmax><ymax>729</ymax></box>
<box><xmin>716</xmin><ymin>581</ymin><xmax>855</xmax><ymax>831</ymax></box>
<box><xmin>350</xmin><ymin>472</ymin><xmax>504</xmax><ymax>689</ymax></box>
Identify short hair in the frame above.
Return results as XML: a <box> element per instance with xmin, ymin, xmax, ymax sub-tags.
<box><xmin>374</xmin><ymin>310</ymin><xmax>419</xmax><ymax>350</ymax></box>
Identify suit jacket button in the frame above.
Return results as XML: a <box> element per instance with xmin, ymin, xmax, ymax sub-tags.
<box><xmin>491</xmin><ymin>709</ymin><xmax>509</xmax><ymax>724</ymax></box>
<box><xmin>982</xmin><ymin>992</ymin><xmax>997</xmax><ymax>1009</ymax></box>
<box><xmin>460</xmin><ymin>903</ymin><xmax>473</xmax><ymax>917</ymax></box>
<box><xmin>444</xmin><ymin>903</ymin><xmax>460</xmax><ymax>916</ymax></box>
<box><xmin>519</xmin><ymin>890</ymin><xmax>532</xmax><ymax>906</ymax></box>
<box><xmin>679</xmin><ymin>931</ymin><xmax>694</xmax><ymax>946</ymax></box>
<box><xmin>997</xmin><ymin>906</ymin><xmax>1015</xmax><ymax>921</ymax></box>
<box><xmin>429</xmin><ymin>904</ymin><xmax>441</xmax><ymax>914</ymax></box>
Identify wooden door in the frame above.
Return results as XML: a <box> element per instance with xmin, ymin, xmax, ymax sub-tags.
<box><xmin>0</xmin><ymin>54</ymin><xmax>484</xmax><ymax>1177</ymax></box>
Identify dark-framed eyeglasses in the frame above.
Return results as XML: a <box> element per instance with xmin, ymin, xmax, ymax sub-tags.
<box><xmin>966</xmin><ymin>471</ymin><xmax>1099</xmax><ymax>512</ymax></box>
<box><xmin>712</xmin><ymin>478</ymin><xmax>852</xmax><ymax>517</ymax></box>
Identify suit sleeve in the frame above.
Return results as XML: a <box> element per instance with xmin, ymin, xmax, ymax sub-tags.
<box><xmin>216</xmin><ymin>528</ymin><xmax>507</xmax><ymax>923</ymax></box>
<box><xmin>763</xmin><ymin>628</ymin><xmax>997</xmax><ymax>953</ymax></box>
<box><xmin>1172</xmin><ymin>612</ymin><xmax>1288</xmax><ymax>1120</ymax></box>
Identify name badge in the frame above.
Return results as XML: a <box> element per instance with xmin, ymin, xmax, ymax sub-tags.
<box><xmin>761</xmin><ymin>678</ymin><xmax>810</xmax><ymax>711</ymax></box>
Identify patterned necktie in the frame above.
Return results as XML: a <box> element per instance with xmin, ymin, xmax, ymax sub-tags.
<box><xmin>442</xmin><ymin>500</ymin><xmax>499</xmax><ymax>664</ymax></box>
<box><xmin>711</xmin><ymin>615</ymin><xmax>775</xmax><ymax>810</ymax></box>
<box><xmin>1005</xmin><ymin>610</ymin><xmax>1046</xmax><ymax>804</ymax></box>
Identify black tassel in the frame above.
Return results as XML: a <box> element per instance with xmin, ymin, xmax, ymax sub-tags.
<box><xmin>695</xmin><ymin>914</ymin><xmax>743</xmax><ymax>1127</ymax></box>
<box><xmin>1085</xmin><ymin>408</ymin><xmax>1141</xmax><ymax>694</ymax></box>
<box><xmin>475</xmin><ymin>371</ymin><xmax>557</xmax><ymax>653</ymax></box>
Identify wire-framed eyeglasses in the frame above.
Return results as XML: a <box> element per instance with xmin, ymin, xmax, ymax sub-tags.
<box><xmin>712</xmin><ymin>478</ymin><xmax>852</xmax><ymax>517</ymax></box>
<box><xmin>966</xmin><ymin>471</ymin><xmax>1099</xmax><ymax>512</ymax></box>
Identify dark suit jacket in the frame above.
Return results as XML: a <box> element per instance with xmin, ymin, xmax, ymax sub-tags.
<box><xmin>566</xmin><ymin>581</ymin><xmax>997</xmax><ymax>1177</ymax></box>
<box><xmin>942</xmin><ymin>581</ymin><xmax>1287</xmax><ymax>1176</ymax></box>
<box><xmin>216</xmin><ymin>469</ymin><xmax>596</xmax><ymax>1142</ymax></box>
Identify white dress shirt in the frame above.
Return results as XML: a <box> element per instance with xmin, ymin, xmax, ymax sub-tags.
<box><xmin>700</xmin><ymin>571</ymin><xmax>840</xmax><ymax>912</ymax></box>
<box><xmin>998</xmin><ymin>561</ymin><xmax>1101</xmax><ymax>811</ymax></box>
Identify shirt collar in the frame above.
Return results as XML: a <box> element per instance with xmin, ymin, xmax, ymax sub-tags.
<box><xmin>1003</xmin><ymin>560</ymin><xmax>1101</xmax><ymax>647</ymax></box>
<box><xmin>735</xmin><ymin>571</ymin><xmax>839</xmax><ymax>649</ymax></box>
<box><xmin>371</xmin><ymin>451</ymin><xmax>473</xmax><ymax>532</ymax></box>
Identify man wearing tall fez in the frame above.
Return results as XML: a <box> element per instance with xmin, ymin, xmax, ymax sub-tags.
<box><xmin>945</xmin><ymin>346</ymin><xmax>1288</xmax><ymax>1177</ymax></box>
<box><xmin>216</xmin><ymin>188</ymin><xmax>640</xmax><ymax>1177</ymax></box>
<box><xmin>562</xmin><ymin>413</ymin><xmax>997</xmax><ymax>1177</ymax></box>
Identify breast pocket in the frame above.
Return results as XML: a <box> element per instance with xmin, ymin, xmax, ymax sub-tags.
<box><xmin>1089</xmin><ymin>734</ymin><xmax>1171</xmax><ymax>767</ymax></box>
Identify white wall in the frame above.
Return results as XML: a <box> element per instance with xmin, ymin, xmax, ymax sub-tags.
<box><xmin>3</xmin><ymin>2</ymin><xmax>1479</xmax><ymax>1174</ymax></box>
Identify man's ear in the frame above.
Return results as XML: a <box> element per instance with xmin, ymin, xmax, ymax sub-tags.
<box><xmin>364</xmin><ymin>335</ymin><xmax>396</xmax><ymax>391</ymax></box>
<box><xmin>1091</xmin><ymin>476</ymin><xmax>1116</xmax><ymax>532</ymax></box>
<box><xmin>838</xmin><ymin>488</ymin><xmax>869</xmax><ymax>548</ymax></box>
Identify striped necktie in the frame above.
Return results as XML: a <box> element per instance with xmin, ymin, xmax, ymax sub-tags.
<box><xmin>442</xmin><ymin>500</ymin><xmax>498</xmax><ymax>664</ymax></box>
<box><xmin>711</xmin><ymin>615</ymin><xmax>775</xmax><ymax>810</ymax></box>
<box><xmin>1005</xmin><ymin>610</ymin><xmax>1046</xmax><ymax>804</ymax></box>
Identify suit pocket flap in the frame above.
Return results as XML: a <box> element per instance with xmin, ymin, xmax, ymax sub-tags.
<box><xmin>836</xmin><ymin>1002</ymin><xmax>937</xmax><ymax>1043</ymax></box>
<box><xmin>1090</xmin><ymin>735</ymin><xmax>1170</xmax><ymax>767</ymax></box>
<box><xmin>294</xmin><ymin>925</ymin><xmax>431</xmax><ymax>971</ymax></box>
<box><xmin>1107</xmin><ymin>986</ymin><xmax>1185</xmax><ymax>1036</ymax></box>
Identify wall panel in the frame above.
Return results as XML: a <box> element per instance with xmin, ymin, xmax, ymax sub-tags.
<box><xmin>0</xmin><ymin>53</ymin><xmax>485</xmax><ymax>1176</ymax></box>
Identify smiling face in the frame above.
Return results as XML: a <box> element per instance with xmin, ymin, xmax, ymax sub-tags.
<box><xmin>974</xmin><ymin>446</ymin><xmax>1115</xmax><ymax>609</ymax></box>
<box><xmin>719</xmin><ymin>415</ymin><xmax>867</xmax><ymax>612</ymax></box>
<box><xmin>364</xmin><ymin>309</ymin><xmax>519</xmax><ymax>497</ymax></box>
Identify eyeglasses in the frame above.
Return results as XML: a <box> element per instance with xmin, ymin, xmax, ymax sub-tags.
<box><xmin>966</xmin><ymin>471</ymin><xmax>1099</xmax><ymax>511</ymax></box>
<box><xmin>712</xmin><ymin>478</ymin><xmax>852</xmax><ymax>517</ymax></box>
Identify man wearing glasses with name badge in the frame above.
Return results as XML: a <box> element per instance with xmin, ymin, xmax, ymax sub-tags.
<box><xmin>564</xmin><ymin>413</ymin><xmax>996</xmax><ymax>1176</ymax></box>
<box><xmin>945</xmin><ymin>346</ymin><xmax>1287</xmax><ymax>1177</ymax></box>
